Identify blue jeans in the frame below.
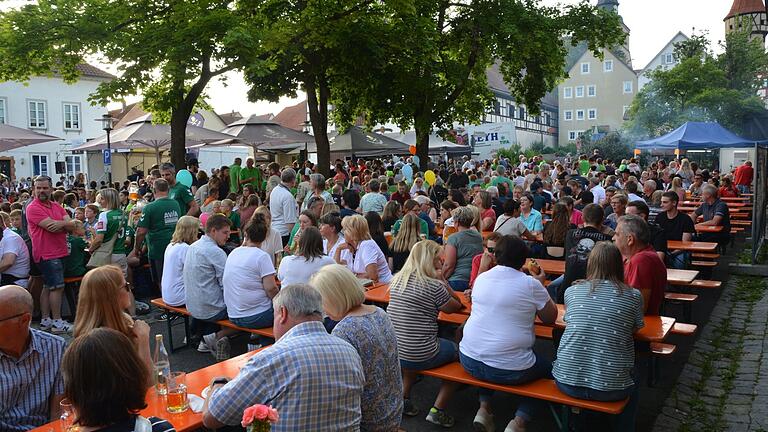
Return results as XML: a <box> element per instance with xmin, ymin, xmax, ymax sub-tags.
<box><xmin>547</xmin><ymin>275</ymin><xmax>564</xmax><ymax>303</ymax></box>
<box><xmin>737</xmin><ymin>184</ymin><xmax>749</xmax><ymax>194</ymax></box>
<box><xmin>667</xmin><ymin>251</ymin><xmax>690</xmax><ymax>269</ymax></box>
<box><xmin>459</xmin><ymin>351</ymin><xmax>552</xmax><ymax>422</ymax></box>
<box><xmin>231</xmin><ymin>307</ymin><xmax>274</xmax><ymax>329</ymax></box>
<box><xmin>556</xmin><ymin>379</ymin><xmax>638</xmax><ymax>432</ymax></box>
<box><xmin>400</xmin><ymin>338</ymin><xmax>458</xmax><ymax>371</ymax></box>
<box><xmin>448</xmin><ymin>279</ymin><xmax>470</xmax><ymax>292</ymax></box>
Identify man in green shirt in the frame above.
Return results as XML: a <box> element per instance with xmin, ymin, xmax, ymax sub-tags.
<box><xmin>63</xmin><ymin>222</ymin><xmax>88</xmax><ymax>277</ymax></box>
<box><xmin>578</xmin><ymin>155</ymin><xmax>591</xmax><ymax>176</ymax></box>
<box><xmin>161</xmin><ymin>162</ymin><xmax>199</xmax><ymax>216</ymax></box>
<box><xmin>238</xmin><ymin>157</ymin><xmax>262</xmax><ymax>193</ymax></box>
<box><xmin>229</xmin><ymin>157</ymin><xmax>242</xmax><ymax>194</ymax></box>
<box><xmin>131</xmin><ymin>179</ymin><xmax>182</xmax><ymax>285</ymax></box>
<box><xmin>489</xmin><ymin>166</ymin><xmax>514</xmax><ymax>191</ymax></box>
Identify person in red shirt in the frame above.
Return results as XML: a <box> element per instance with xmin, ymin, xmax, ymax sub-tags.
<box><xmin>718</xmin><ymin>177</ymin><xmax>739</xmax><ymax>198</ymax></box>
<box><xmin>614</xmin><ymin>214</ymin><xmax>667</xmax><ymax>315</ymax></box>
<box><xmin>733</xmin><ymin>161</ymin><xmax>753</xmax><ymax>194</ymax></box>
<box><xmin>389</xmin><ymin>181</ymin><xmax>411</xmax><ymax>205</ymax></box>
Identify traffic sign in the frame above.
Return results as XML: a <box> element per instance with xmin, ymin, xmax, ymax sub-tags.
<box><xmin>103</xmin><ymin>149</ymin><xmax>111</xmax><ymax>166</ymax></box>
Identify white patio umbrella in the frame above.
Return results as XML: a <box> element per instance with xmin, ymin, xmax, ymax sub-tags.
<box><xmin>73</xmin><ymin>114</ymin><xmax>240</xmax><ymax>163</ymax></box>
<box><xmin>0</xmin><ymin>123</ymin><xmax>61</xmax><ymax>151</ymax></box>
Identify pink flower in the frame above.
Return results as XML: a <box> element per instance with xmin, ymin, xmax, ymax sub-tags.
<box><xmin>267</xmin><ymin>406</ymin><xmax>279</xmax><ymax>423</ymax></box>
<box><xmin>241</xmin><ymin>404</ymin><xmax>279</xmax><ymax>427</ymax></box>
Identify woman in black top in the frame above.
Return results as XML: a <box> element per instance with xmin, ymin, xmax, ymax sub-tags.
<box><xmin>390</xmin><ymin>213</ymin><xmax>422</xmax><ymax>272</ymax></box>
<box><xmin>382</xmin><ymin>200</ymin><xmax>401</xmax><ymax>232</ymax></box>
<box><xmin>543</xmin><ymin>203</ymin><xmax>574</xmax><ymax>258</ymax></box>
<box><xmin>364</xmin><ymin>211</ymin><xmax>391</xmax><ymax>261</ymax></box>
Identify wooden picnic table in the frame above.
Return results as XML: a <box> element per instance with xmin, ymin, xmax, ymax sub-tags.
<box><xmin>666</xmin><ymin>269</ymin><xmax>699</xmax><ymax>285</ymax></box>
<box><xmin>31</xmin><ymin>350</ymin><xmax>262</xmax><ymax>432</ymax></box>
<box><xmin>667</xmin><ymin>240</ymin><xmax>719</xmax><ymax>252</ymax></box>
<box><xmin>679</xmin><ymin>206</ymin><xmax>747</xmax><ymax>213</ymax></box>
<box><xmin>683</xmin><ymin>200</ymin><xmax>748</xmax><ymax>208</ymax></box>
<box><xmin>695</xmin><ymin>224</ymin><xmax>723</xmax><ymax>233</ymax></box>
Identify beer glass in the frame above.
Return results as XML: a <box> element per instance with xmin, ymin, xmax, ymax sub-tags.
<box><xmin>165</xmin><ymin>371</ymin><xmax>189</xmax><ymax>413</ymax></box>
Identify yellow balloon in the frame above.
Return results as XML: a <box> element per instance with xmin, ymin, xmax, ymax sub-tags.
<box><xmin>425</xmin><ymin>170</ymin><xmax>436</xmax><ymax>186</ymax></box>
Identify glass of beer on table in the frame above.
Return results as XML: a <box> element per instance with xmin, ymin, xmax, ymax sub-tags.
<box><xmin>60</xmin><ymin>398</ymin><xmax>77</xmax><ymax>431</ymax></box>
<box><xmin>165</xmin><ymin>371</ymin><xmax>189</xmax><ymax>413</ymax></box>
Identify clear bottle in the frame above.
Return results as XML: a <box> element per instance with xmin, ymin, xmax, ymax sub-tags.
<box><xmin>153</xmin><ymin>334</ymin><xmax>171</xmax><ymax>395</ymax></box>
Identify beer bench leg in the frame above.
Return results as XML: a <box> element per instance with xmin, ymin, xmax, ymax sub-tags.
<box><xmin>165</xmin><ymin>312</ymin><xmax>190</xmax><ymax>353</ymax></box>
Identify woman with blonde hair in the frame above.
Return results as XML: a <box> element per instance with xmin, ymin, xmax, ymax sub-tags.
<box><xmin>671</xmin><ymin>177</ymin><xmax>685</xmax><ymax>203</ymax></box>
<box><xmin>390</xmin><ymin>213</ymin><xmax>422</xmax><ymax>272</ymax></box>
<box><xmin>335</xmin><ymin>214</ymin><xmax>392</xmax><ymax>283</ymax></box>
<box><xmin>388</xmin><ymin>240</ymin><xmax>464</xmax><ymax>426</ymax></box>
<box><xmin>161</xmin><ymin>216</ymin><xmax>199</xmax><ymax>307</ymax></box>
<box><xmin>321</xmin><ymin>202</ymin><xmax>340</xmax><ymax>216</ymax></box>
<box><xmin>553</xmin><ymin>242</ymin><xmax>643</xmax><ymax>430</ymax></box>
<box><xmin>74</xmin><ymin>265</ymin><xmax>152</xmax><ymax>383</ymax></box>
<box><xmin>311</xmin><ymin>264</ymin><xmax>403</xmax><ymax>431</ymax></box>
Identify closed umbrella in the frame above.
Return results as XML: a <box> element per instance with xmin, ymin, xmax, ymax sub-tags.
<box><xmin>0</xmin><ymin>123</ymin><xmax>61</xmax><ymax>151</ymax></box>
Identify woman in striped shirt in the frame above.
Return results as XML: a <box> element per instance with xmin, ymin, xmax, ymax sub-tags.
<box><xmin>387</xmin><ymin>240</ymin><xmax>464</xmax><ymax>427</ymax></box>
<box><xmin>552</xmin><ymin>242</ymin><xmax>644</xmax><ymax>431</ymax></box>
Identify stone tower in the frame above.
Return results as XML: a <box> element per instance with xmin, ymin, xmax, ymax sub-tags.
<box><xmin>724</xmin><ymin>0</ymin><xmax>768</xmax><ymax>45</ymax></box>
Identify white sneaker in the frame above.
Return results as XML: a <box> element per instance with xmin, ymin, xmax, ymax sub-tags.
<box><xmin>40</xmin><ymin>317</ymin><xmax>53</xmax><ymax>331</ymax></box>
<box><xmin>50</xmin><ymin>319</ymin><xmax>73</xmax><ymax>334</ymax></box>
<box><xmin>473</xmin><ymin>407</ymin><xmax>495</xmax><ymax>432</ymax></box>
<box><xmin>247</xmin><ymin>343</ymin><xmax>262</xmax><ymax>352</ymax></box>
<box><xmin>197</xmin><ymin>340</ymin><xmax>212</xmax><ymax>353</ymax></box>
<box><xmin>202</xmin><ymin>333</ymin><xmax>217</xmax><ymax>353</ymax></box>
<box><xmin>504</xmin><ymin>418</ymin><xmax>525</xmax><ymax>432</ymax></box>
<box><xmin>214</xmin><ymin>337</ymin><xmax>231</xmax><ymax>361</ymax></box>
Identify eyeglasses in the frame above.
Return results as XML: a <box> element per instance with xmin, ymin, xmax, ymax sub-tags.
<box><xmin>0</xmin><ymin>312</ymin><xmax>26</xmax><ymax>323</ymax></box>
<box><xmin>486</xmin><ymin>247</ymin><xmax>495</xmax><ymax>253</ymax></box>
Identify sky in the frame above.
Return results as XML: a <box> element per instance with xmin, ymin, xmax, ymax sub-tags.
<box><xmin>2</xmin><ymin>0</ymin><xmax>734</xmax><ymax>117</ymax></box>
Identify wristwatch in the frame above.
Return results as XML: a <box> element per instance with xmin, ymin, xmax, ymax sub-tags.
<box><xmin>212</xmin><ymin>378</ymin><xmax>229</xmax><ymax>386</ymax></box>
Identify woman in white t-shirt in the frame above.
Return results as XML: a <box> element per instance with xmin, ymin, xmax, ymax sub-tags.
<box><xmin>160</xmin><ymin>216</ymin><xmax>199</xmax><ymax>307</ymax></box>
<box><xmin>459</xmin><ymin>235</ymin><xmax>558</xmax><ymax>432</ymax></box>
<box><xmin>319</xmin><ymin>211</ymin><xmax>345</xmax><ymax>259</ymax></box>
<box><xmin>278</xmin><ymin>226</ymin><xmax>335</xmax><ymax>286</ymax></box>
<box><xmin>335</xmin><ymin>215</ymin><xmax>392</xmax><ymax>283</ymax></box>
<box><xmin>254</xmin><ymin>206</ymin><xmax>284</xmax><ymax>267</ymax></box>
<box><xmin>223</xmin><ymin>213</ymin><xmax>278</xmax><ymax>329</ymax></box>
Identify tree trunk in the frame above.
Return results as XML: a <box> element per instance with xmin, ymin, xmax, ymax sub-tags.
<box><xmin>306</xmin><ymin>74</ymin><xmax>331</xmax><ymax>177</ymax></box>
<box><xmin>169</xmin><ymin>109</ymin><xmax>188</xmax><ymax>169</ymax></box>
<box><xmin>413</xmin><ymin>112</ymin><xmax>432</xmax><ymax>173</ymax></box>
<box><xmin>169</xmin><ymin>59</ymin><xmax>213</xmax><ymax>170</ymax></box>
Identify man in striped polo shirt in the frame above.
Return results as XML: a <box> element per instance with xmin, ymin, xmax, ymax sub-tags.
<box><xmin>0</xmin><ymin>285</ymin><xmax>66</xmax><ymax>431</ymax></box>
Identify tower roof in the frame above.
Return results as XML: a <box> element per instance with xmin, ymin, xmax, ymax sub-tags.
<box><xmin>597</xmin><ymin>0</ymin><xmax>619</xmax><ymax>9</ymax></box>
<box><xmin>725</xmin><ymin>0</ymin><xmax>766</xmax><ymax>20</ymax></box>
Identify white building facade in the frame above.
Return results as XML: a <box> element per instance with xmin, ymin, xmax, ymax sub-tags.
<box><xmin>637</xmin><ymin>32</ymin><xmax>689</xmax><ymax>91</ymax></box>
<box><xmin>0</xmin><ymin>65</ymin><xmax>113</xmax><ymax>181</ymax></box>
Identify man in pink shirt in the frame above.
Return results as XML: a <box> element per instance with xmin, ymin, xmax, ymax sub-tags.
<box><xmin>25</xmin><ymin>176</ymin><xmax>76</xmax><ymax>334</ymax></box>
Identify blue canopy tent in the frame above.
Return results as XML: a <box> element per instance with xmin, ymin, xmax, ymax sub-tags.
<box><xmin>636</xmin><ymin>121</ymin><xmax>762</xmax><ymax>151</ymax></box>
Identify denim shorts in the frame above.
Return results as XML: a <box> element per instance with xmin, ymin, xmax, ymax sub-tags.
<box><xmin>448</xmin><ymin>279</ymin><xmax>470</xmax><ymax>292</ymax></box>
<box><xmin>38</xmin><ymin>258</ymin><xmax>65</xmax><ymax>290</ymax></box>
<box><xmin>400</xmin><ymin>338</ymin><xmax>458</xmax><ymax>371</ymax></box>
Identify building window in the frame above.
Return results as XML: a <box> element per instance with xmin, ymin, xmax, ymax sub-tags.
<box><xmin>65</xmin><ymin>155</ymin><xmax>82</xmax><ymax>175</ymax></box>
<box><xmin>587</xmin><ymin>85</ymin><xmax>596</xmax><ymax>97</ymax></box>
<box><xmin>519</xmin><ymin>106</ymin><xmax>526</xmax><ymax>119</ymax></box>
<box><xmin>28</xmin><ymin>100</ymin><xmax>47</xmax><ymax>129</ymax></box>
<box><xmin>604</xmin><ymin>60</ymin><xmax>613</xmax><ymax>72</ymax></box>
<box><xmin>575</xmin><ymin>86</ymin><xmax>585</xmax><ymax>98</ymax></box>
<box><xmin>576</xmin><ymin>110</ymin><xmax>585</xmax><ymax>121</ymax></box>
<box><xmin>0</xmin><ymin>98</ymin><xmax>6</xmax><ymax>124</ymax></box>
<box><xmin>63</xmin><ymin>103</ymin><xmax>81</xmax><ymax>130</ymax></box>
<box><xmin>623</xmin><ymin>81</ymin><xmax>633</xmax><ymax>94</ymax></box>
<box><xmin>564</xmin><ymin>110</ymin><xmax>573</xmax><ymax>121</ymax></box>
<box><xmin>568</xmin><ymin>131</ymin><xmax>577</xmax><ymax>141</ymax></box>
<box><xmin>32</xmin><ymin>154</ymin><xmax>49</xmax><ymax>176</ymax></box>
<box><xmin>663</xmin><ymin>53</ymin><xmax>675</xmax><ymax>65</ymax></box>
<box><xmin>623</xmin><ymin>105</ymin><xmax>631</xmax><ymax>117</ymax></box>
<box><xmin>588</xmin><ymin>109</ymin><xmax>597</xmax><ymax>120</ymax></box>
<box><xmin>563</xmin><ymin>87</ymin><xmax>573</xmax><ymax>99</ymax></box>
<box><xmin>581</xmin><ymin>62</ymin><xmax>590</xmax><ymax>74</ymax></box>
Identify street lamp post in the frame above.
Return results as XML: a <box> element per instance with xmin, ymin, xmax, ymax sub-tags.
<box><xmin>98</xmin><ymin>114</ymin><xmax>115</xmax><ymax>186</ymax></box>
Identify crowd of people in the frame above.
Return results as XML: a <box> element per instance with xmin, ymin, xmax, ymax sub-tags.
<box><xmin>0</xmin><ymin>150</ymin><xmax>753</xmax><ymax>432</ymax></box>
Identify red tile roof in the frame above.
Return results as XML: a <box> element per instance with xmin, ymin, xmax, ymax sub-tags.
<box><xmin>75</xmin><ymin>63</ymin><xmax>117</xmax><ymax>79</ymax></box>
<box><xmin>725</xmin><ymin>0</ymin><xmax>766</xmax><ymax>19</ymax></box>
<box><xmin>273</xmin><ymin>100</ymin><xmax>307</xmax><ymax>131</ymax></box>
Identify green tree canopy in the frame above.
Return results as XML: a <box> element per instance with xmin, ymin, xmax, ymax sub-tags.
<box><xmin>0</xmin><ymin>0</ymin><xmax>243</xmax><ymax>168</ymax></box>
<box><xmin>329</xmin><ymin>0</ymin><xmax>626</xmax><ymax>169</ymax></box>
<box><xmin>627</xmin><ymin>28</ymin><xmax>768</xmax><ymax>138</ymax></box>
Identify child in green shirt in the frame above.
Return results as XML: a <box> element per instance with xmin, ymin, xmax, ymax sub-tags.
<box><xmin>64</xmin><ymin>220</ymin><xmax>88</xmax><ymax>278</ymax></box>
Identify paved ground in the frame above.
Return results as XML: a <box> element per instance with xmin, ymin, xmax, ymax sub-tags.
<box><xmin>47</xmin><ymin>237</ymin><xmax>767</xmax><ymax>431</ymax></box>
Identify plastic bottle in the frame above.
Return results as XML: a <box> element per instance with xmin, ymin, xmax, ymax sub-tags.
<box><xmin>153</xmin><ymin>334</ymin><xmax>171</xmax><ymax>395</ymax></box>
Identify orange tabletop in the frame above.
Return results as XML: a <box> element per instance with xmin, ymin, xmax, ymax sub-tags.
<box><xmin>31</xmin><ymin>350</ymin><xmax>263</xmax><ymax>432</ymax></box>
<box><xmin>526</xmin><ymin>258</ymin><xmax>565</xmax><ymax>275</ymax></box>
<box><xmin>366</xmin><ymin>283</ymin><xmax>471</xmax><ymax>313</ymax></box>
<box><xmin>695</xmin><ymin>224</ymin><xmax>723</xmax><ymax>233</ymax></box>
<box><xmin>666</xmin><ymin>269</ymin><xmax>699</xmax><ymax>285</ymax></box>
<box><xmin>667</xmin><ymin>240</ymin><xmax>719</xmax><ymax>252</ymax></box>
<box><xmin>683</xmin><ymin>200</ymin><xmax>747</xmax><ymax>207</ymax></box>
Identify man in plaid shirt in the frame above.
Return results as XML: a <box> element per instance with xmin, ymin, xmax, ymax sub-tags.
<box><xmin>203</xmin><ymin>284</ymin><xmax>365</xmax><ymax>431</ymax></box>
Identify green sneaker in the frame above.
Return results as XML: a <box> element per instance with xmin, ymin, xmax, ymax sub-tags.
<box><xmin>426</xmin><ymin>407</ymin><xmax>454</xmax><ymax>428</ymax></box>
